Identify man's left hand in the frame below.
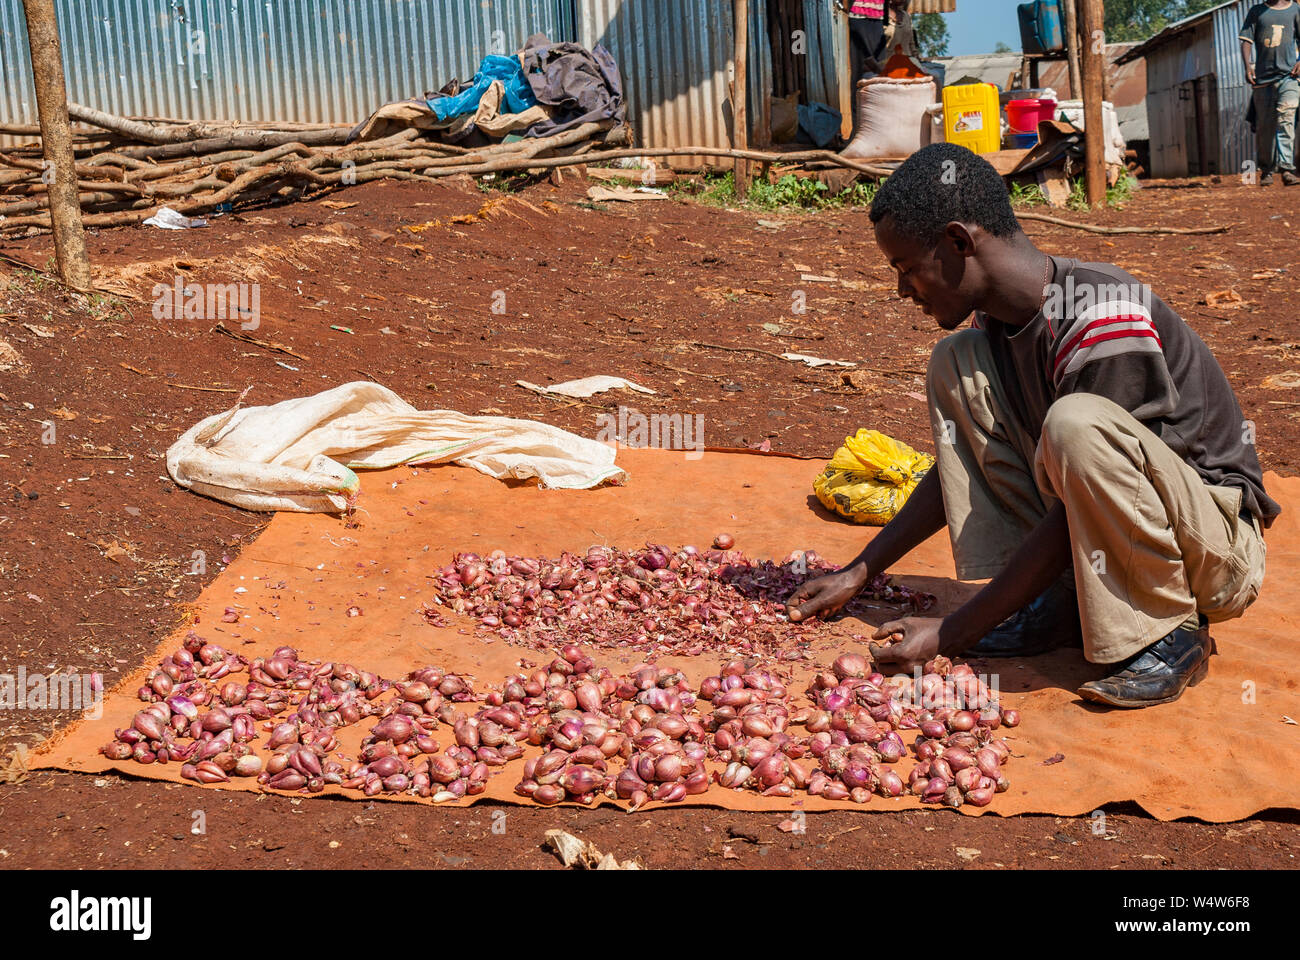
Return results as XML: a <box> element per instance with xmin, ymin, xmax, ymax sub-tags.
<box><xmin>869</xmin><ymin>616</ymin><xmax>945</xmax><ymax>671</ymax></box>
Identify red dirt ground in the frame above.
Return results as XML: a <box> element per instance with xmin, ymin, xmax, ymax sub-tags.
<box><xmin>1</xmin><ymin>171</ymin><xmax>1298</xmax><ymax>869</ymax></box>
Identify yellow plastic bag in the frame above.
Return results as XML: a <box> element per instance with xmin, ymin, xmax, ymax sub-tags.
<box><xmin>813</xmin><ymin>429</ymin><xmax>934</xmax><ymax>525</ymax></box>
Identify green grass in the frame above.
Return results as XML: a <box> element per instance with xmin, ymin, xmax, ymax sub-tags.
<box><xmin>677</xmin><ymin>171</ymin><xmax>878</xmax><ymax>212</ymax></box>
<box><xmin>1009</xmin><ymin>181</ymin><xmax>1047</xmax><ymax>207</ymax></box>
<box><xmin>1066</xmin><ymin>177</ymin><xmax>1090</xmax><ymax>212</ymax></box>
<box><xmin>2</xmin><ymin>266</ymin><xmax>130</xmax><ymax>322</ymax></box>
<box><xmin>1106</xmin><ymin>172</ymin><xmax>1138</xmax><ymax>207</ymax></box>
<box><xmin>1066</xmin><ymin>172</ymin><xmax>1139</xmax><ymax>212</ymax></box>
<box><xmin>8</xmin><ymin>268</ymin><xmax>54</xmax><ymax>294</ymax></box>
<box><xmin>476</xmin><ymin>171</ymin><xmax>530</xmax><ymax>194</ymax></box>
<box><xmin>85</xmin><ymin>292</ymin><xmax>131</xmax><ymax>324</ymax></box>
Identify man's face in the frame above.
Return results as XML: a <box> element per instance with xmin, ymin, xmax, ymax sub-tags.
<box><xmin>874</xmin><ymin>215</ymin><xmax>977</xmax><ymax>331</ymax></box>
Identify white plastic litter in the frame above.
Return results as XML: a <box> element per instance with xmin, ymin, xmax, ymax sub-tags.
<box><xmin>516</xmin><ymin>376</ymin><xmax>656</xmax><ymax>399</ymax></box>
<box><xmin>142</xmin><ymin>206</ymin><xmax>209</xmax><ymax>230</ymax></box>
<box><xmin>166</xmin><ymin>381</ymin><xmax>626</xmax><ymax>513</ymax></box>
<box><xmin>1055</xmin><ymin>99</ymin><xmax>1127</xmax><ymax>166</ymax></box>
<box><xmin>780</xmin><ymin>353</ymin><xmax>858</xmax><ymax>368</ymax></box>
<box><xmin>585</xmin><ymin>185</ymin><xmax>668</xmax><ymax>202</ymax></box>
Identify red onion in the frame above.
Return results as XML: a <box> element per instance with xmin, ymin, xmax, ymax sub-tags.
<box><xmin>194</xmin><ymin>761</ymin><xmax>230</xmax><ymax>784</ymax></box>
<box><xmin>943</xmin><ymin>746</ymin><xmax>975</xmax><ymax>772</ymax></box>
<box><xmin>919</xmin><ymin>719</ymin><xmax>946</xmax><ymax>740</ymax></box>
<box><xmin>877</xmin><ymin>770</ymin><xmax>904</xmax><ymax>797</ymax></box>
<box><xmin>975</xmin><ymin>748</ymin><xmax>1001</xmax><ymax>779</ymax></box>
<box><xmin>373</xmin><ymin>714</ymin><xmax>415</xmax><ymax>744</ymax></box>
<box><xmin>824</xmin><ymin>781</ymin><xmax>850</xmax><ymax>801</ymax></box>
<box><xmin>965</xmin><ymin>786</ymin><xmax>995</xmax><ymax>806</ymax></box>
<box><xmin>875</xmin><ymin>737</ymin><xmax>904</xmax><ymax>764</ymax></box>
<box><xmin>534</xmin><ymin>784</ymin><xmax>564</xmax><ymax>805</ymax></box>
<box><xmin>949</xmin><ymin>710</ymin><xmax>977</xmax><ymax>732</ymax></box>
<box><xmin>832</xmin><ymin>653</ymin><xmax>868</xmax><ymax>681</ymax></box>
<box><xmin>101</xmin><ymin>741</ymin><xmax>133</xmax><ymax>761</ymax></box>
<box><xmin>841</xmin><ymin>760</ymin><xmax>875</xmax><ymax>791</ymax></box>
<box><xmin>131</xmin><ymin>712</ymin><xmax>164</xmax><ymax>741</ymax></box>
<box><xmin>234</xmin><ymin>755</ymin><xmax>263</xmax><ymax>777</ymax></box>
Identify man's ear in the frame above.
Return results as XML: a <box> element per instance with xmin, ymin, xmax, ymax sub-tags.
<box><xmin>943</xmin><ymin>221</ymin><xmax>978</xmax><ymax>258</ymax></box>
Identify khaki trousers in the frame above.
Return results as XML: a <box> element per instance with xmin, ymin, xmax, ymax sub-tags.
<box><xmin>927</xmin><ymin>330</ymin><xmax>1266</xmax><ymax>663</ymax></box>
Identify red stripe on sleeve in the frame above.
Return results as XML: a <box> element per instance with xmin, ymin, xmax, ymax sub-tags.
<box><xmin>1053</xmin><ymin>328</ymin><xmax>1163</xmax><ymax>382</ymax></box>
<box><xmin>1056</xmin><ymin>314</ymin><xmax>1156</xmax><ymax>365</ymax></box>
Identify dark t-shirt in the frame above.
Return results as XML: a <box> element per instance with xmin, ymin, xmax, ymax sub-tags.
<box><xmin>973</xmin><ymin>257</ymin><xmax>1280</xmax><ymax>526</ymax></box>
<box><xmin>1240</xmin><ymin>1</ymin><xmax>1300</xmax><ymax>82</ymax></box>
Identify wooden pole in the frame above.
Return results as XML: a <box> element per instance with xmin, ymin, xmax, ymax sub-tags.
<box><xmin>1078</xmin><ymin>0</ymin><xmax>1107</xmax><ymax>208</ymax></box>
<box><xmin>1099</xmin><ymin>1</ymin><xmax>1113</xmax><ymax>104</ymax></box>
<box><xmin>733</xmin><ymin>0</ymin><xmax>750</xmax><ymax>199</ymax></box>
<box><xmin>21</xmin><ymin>0</ymin><xmax>91</xmax><ymax>290</ymax></box>
<box><xmin>1062</xmin><ymin>0</ymin><xmax>1083</xmax><ymax>99</ymax></box>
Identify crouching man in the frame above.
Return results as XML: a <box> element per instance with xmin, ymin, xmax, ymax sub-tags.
<box><xmin>787</xmin><ymin>143</ymin><xmax>1278</xmax><ymax>708</ymax></box>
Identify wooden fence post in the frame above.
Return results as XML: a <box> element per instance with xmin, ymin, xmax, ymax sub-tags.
<box><xmin>21</xmin><ymin>0</ymin><xmax>91</xmax><ymax>290</ymax></box>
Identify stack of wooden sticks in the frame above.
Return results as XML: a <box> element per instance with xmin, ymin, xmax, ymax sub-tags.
<box><xmin>0</xmin><ymin>103</ymin><xmax>634</xmax><ymax>235</ymax></box>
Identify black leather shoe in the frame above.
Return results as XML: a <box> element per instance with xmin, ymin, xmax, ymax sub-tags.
<box><xmin>1077</xmin><ymin>617</ymin><xmax>1211</xmax><ymax>708</ymax></box>
<box><xmin>969</xmin><ymin>579</ymin><xmax>1083</xmax><ymax>658</ymax></box>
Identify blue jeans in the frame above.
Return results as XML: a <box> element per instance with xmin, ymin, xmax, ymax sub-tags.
<box><xmin>1254</xmin><ymin>76</ymin><xmax>1299</xmax><ymax>174</ymax></box>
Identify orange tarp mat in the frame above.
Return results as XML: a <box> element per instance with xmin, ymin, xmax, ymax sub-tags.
<box><xmin>35</xmin><ymin>449</ymin><xmax>1300</xmax><ymax>822</ymax></box>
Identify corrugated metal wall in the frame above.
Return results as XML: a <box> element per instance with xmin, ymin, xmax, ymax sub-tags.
<box><xmin>802</xmin><ymin>0</ymin><xmax>848</xmax><ymax>133</ymax></box>
<box><xmin>1140</xmin><ymin>1</ymin><xmax>1257</xmax><ymax>178</ymax></box>
<box><xmin>1211</xmin><ymin>0</ymin><xmax>1256</xmax><ymax>178</ymax></box>
<box><xmin>3</xmin><ymin>0</ymin><xmax>786</xmax><ymax>163</ymax></box>
<box><xmin>1</xmin><ymin>0</ymin><xmax>574</xmax><ymax>137</ymax></box>
<box><xmin>1144</xmin><ymin>19</ymin><xmax>1213</xmax><ymax>177</ymax></box>
<box><xmin>576</xmin><ymin>0</ymin><xmax>773</xmax><ymax>166</ymax></box>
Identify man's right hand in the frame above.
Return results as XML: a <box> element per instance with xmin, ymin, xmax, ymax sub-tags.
<box><xmin>1246</xmin><ymin>63</ymin><xmax>1256</xmax><ymax>85</ymax></box>
<box><xmin>786</xmin><ymin>565</ymin><xmax>871</xmax><ymax>622</ymax></box>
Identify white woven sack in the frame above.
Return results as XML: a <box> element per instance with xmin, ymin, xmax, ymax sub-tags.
<box><xmin>842</xmin><ymin>76</ymin><xmax>938</xmax><ymax>160</ymax></box>
<box><xmin>166</xmin><ymin>381</ymin><xmax>626</xmax><ymax>512</ymax></box>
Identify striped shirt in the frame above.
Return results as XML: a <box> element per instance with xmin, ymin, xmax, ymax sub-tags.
<box><xmin>850</xmin><ymin>1</ymin><xmax>886</xmax><ymax>18</ymax></box>
<box><xmin>972</xmin><ymin>257</ymin><xmax>1280</xmax><ymax>525</ymax></box>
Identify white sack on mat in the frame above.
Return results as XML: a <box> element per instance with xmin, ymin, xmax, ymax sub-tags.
<box><xmin>166</xmin><ymin>381</ymin><xmax>626</xmax><ymax>513</ymax></box>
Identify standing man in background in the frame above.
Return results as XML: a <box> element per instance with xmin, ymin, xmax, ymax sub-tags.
<box><xmin>844</xmin><ymin>0</ymin><xmax>887</xmax><ymax>140</ymax></box>
<box><xmin>1240</xmin><ymin>0</ymin><xmax>1300</xmax><ymax>186</ymax></box>
<box><xmin>846</xmin><ymin>0</ymin><xmax>888</xmax><ymax>84</ymax></box>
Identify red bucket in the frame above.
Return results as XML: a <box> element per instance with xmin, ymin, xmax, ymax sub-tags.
<box><xmin>1006</xmin><ymin>98</ymin><xmax>1057</xmax><ymax>134</ymax></box>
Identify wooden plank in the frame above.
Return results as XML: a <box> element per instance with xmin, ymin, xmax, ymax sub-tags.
<box><xmin>1037</xmin><ymin>167</ymin><xmax>1071</xmax><ymax>207</ymax></box>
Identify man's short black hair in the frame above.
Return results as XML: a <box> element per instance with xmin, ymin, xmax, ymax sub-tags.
<box><xmin>869</xmin><ymin>143</ymin><xmax>1021</xmax><ymax>248</ymax></box>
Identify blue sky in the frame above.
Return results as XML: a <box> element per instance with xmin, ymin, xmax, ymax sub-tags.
<box><xmin>937</xmin><ymin>1</ymin><xmax>1026</xmax><ymax>56</ymax></box>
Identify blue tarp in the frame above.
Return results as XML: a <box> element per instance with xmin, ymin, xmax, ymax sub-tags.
<box><xmin>798</xmin><ymin>102</ymin><xmax>842</xmax><ymax>148</ymax></box>
<box><xmin>428</xmin><ymin>54</ymin><xmax>538</xmax><ymax>121</ymax></box>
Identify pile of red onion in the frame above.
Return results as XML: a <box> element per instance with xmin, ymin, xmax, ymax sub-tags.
<box><xmin>702</xmin><ymin>663</ymin><xmax>812</xmax><ymax>797</ymax></box>
<box><xmin>512</xmin><ymin>647</ymin><xmax>710</xmax><ymax>809</ymax></box>
<box><xmin>102</xmin><ymin>634</ymin><xmax>1018</xmax><ymax>811</ymax></box>
<box><xmin>799</xmin><ymin>653</ymin><xmax>1015</xmax><ymax>807</ymax></box>
<box><xmin>424</xmin><ymin>537</ymin><xmax>936</xmax><ymax>658</ymax></box>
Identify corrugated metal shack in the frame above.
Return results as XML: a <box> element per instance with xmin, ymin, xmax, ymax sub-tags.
<box><xmin>0</xmin><ymin>1</ymin><xmax>577</xmax><ymax>143</ymax></box>
<box><xmin>1116</xmin><ymin>0</ymin><xmax>1257</xmax><ymax>178</ymax></box>
<box><xmin>3</xmin><ymin>0</ymin><xmax>957</xmax><ymax>164</ymax></box>
<box><xmin>574</xmin><ymin>0</ymin><xmax>775</xmax><ymax>167</ymax></box>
